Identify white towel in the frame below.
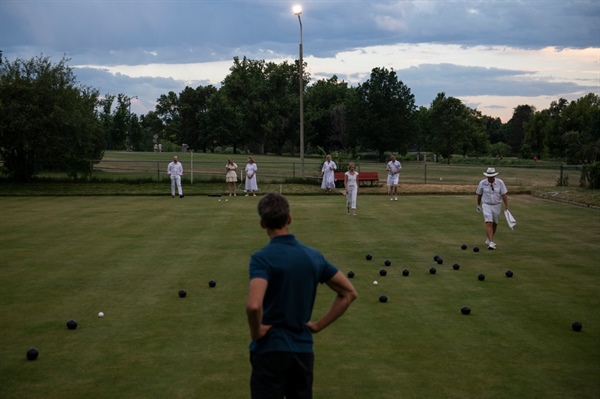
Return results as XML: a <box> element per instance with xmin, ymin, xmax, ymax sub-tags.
<box><xmin>505</xmin><ymin>209</ymin><xmax>517</xmax><ymax>230</ymax></box>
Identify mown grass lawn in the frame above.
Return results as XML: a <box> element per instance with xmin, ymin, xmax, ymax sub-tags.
<box><xmin>0</xmin><ymin>195</ymin><xmax>598</xmax><ymax>399</ymax></box>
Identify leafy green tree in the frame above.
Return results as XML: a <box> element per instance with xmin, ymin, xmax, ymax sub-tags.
<box><xmin>350</xmin><ymin>67</ymin><xmax>416</xmax><ymax>161</ymax></box>
<box><xmin>545</xmin><ymin>98</ymin><xmax>569</xmax><ymax>158</ymax></box>
<box><xmin>507</xmin><ymin>104</ymin><xmax>536</xmax><ymax>154</ymax></box>
<box><xmin>178</xmin><ymin>85</ymin><xmax>217</xmax><ymax>151</ymax></box>
<box><xmin>155</xmin><ymin>91</ymin><xmax>181</xmax><ymax>144</ymax></box>
<box><xmin>219</xmin><ymin>57</ymin><xmax>300</xmax><ymax>154</ymax></box>
<box><xmin>199</xmin><ymin>89</ymin><xmax>243</xmax><ymax>153</ymax></box>
<box><xmin>262</xmin><ymin>61</ymin><xmax>298</xmax><ymax>155</ymax></box>
<box><xmin>482</xmin><ymin>115</ymin><xmax>506</xmax><ymax>145</ymax></box>
<box><xmin>305</xmin><ymin>75</ymin><xmax>350</xmax><ymax>153</ymax></box>
<box><xmin>427</xmin><ymin>93</ymin><xmax>484</xmax><ymax>163</ymax></box>
<box><xmin>192</xmin><ymin>85</ymin><xmax>219</xmax><ymax>152</ymax></box>
<box><xmin>220</xmin><ymin>57</ymin><xmax>270</xmax><ymax>153</ymax></box>
<box><xmin>412</xmin><ymin>106</ymin><xmax>430</xmax><ymax>158</ymax></box>
<box><xmin>561</xmin><ymin>93</ymin><xmax>600</xmax><ymax>168</ymax></box>
<box><xmin>524</xmin><ymin>109</ymin><xmax>550</xmax><ymax>159</ymax></box>
<box><xmin>128</xmin><ymin>113</ymin><xmax>146</xmax><ymax>151</ymax></box>
<box><xmin>140</xmin><ymin>111</ymin><xmax>164</xmax><ymax>151</ymax></box>
<box><xmin>489</xmin><ymin>142</ymin><xmax>512</xmax><ymax>159</ymax></box>
<box><xmin>0</xmin><ymin>54</ymin><xmax>104</xmax><ymax>181</ymax></box>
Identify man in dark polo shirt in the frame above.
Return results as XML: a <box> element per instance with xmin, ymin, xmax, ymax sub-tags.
<box><xmin>246</xmin><ymin>193</ymin><xmax>358</xmax><ymax>399</ymax></box>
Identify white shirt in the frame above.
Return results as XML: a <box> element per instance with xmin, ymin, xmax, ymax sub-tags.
<box><xmin>168</xmin><ymin>161</ymin><xmax>183</xmax><ymax>176</ymax></box>
<box><xmin>476</xmin><ymin>178</ymin><xmax>507</xmax><ymax>205</ymax></box>
<box><xmin>345</xmin><ymin>171</ymin><xmax>358</xmax><ymax>187</ymax></box>
<box><xmin>387</xmin><ymin>160</ymin><xmax>402</xmax><ymax>176</ymax></box>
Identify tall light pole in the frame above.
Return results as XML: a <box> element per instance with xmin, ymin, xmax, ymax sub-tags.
<box><xmin>293</xmin><ymin>5</ymin><xmax>304</xmax><ymax>177</ymax></box>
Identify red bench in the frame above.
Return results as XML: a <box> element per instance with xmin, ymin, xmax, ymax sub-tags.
<box><xmin>334</xmin><ymin>171</ymin><xmax>380</xmax><ymax>186</ymax></box>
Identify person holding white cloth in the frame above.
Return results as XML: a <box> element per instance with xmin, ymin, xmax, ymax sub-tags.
<box><xmin>167</xmin><ymin>155</ymin><xmax>184</xmax><ymax>198</ymax></box>
<box><xmin>476</xmin><ymin>167</ymin><xmax>509</xmax><ymax>250</ymax></box>
<box><xmin>344</xmin><ymin>163</ymin><xmax>359</xmax><ymax>216</ymax></box>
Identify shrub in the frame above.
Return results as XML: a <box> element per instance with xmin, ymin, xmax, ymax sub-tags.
<box><xmin>588</xmin><ymin>162</ymin><xmax>600</xmax><ymax>189</ymax></box>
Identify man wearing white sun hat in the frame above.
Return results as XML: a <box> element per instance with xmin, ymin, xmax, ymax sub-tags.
<box><xmin>476</xmin><ymin>167</ymin><xmax>509</xmax><ymax>250</ymax></box>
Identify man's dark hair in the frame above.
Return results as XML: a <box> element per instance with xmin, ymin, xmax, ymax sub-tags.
<box><xmin>257</xmin><ymin>192</ymin><xmax>290</xmax><ymax>230</ymax></box>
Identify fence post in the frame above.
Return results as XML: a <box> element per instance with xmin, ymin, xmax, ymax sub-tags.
<box><xmin>293</xmin><ymin>162</ymin><xmax>296</xmax><ymax>182</ymax></box>
<box><xmin>424</xmin><ymin>163</ymin><xmax>427</xmax><ymax>184</ymax></box>
<box><xmin>560</xmin><ymin>164</ymin><xmax>564</xmax><ymax>187</ymax></box>
<box><xmin>157</xmin><ymin>161</ymin><xmax>160</xmax><ymax>182</ymax></box>
<box><xmin>190</xmin><ymin>151</ymin><xmax>193</xmax><ymax>184</ymax></box>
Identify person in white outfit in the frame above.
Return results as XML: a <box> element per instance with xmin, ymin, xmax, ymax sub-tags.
<box><xmin>245</xmin><ymin>157</ymin><xmax>258</xmax><ymax>196</ymax></box>
<box><xmin>320</xmin><ymin>154</ymin><xmax>337</xmax><ymax>193</ymax></box>
<box><xmin>476</xmin><ymin>167</ymin><xmax>509</xmax><ymax>250</ymax></box>
<box><xmin>226</xmin><ymin>158</ymin><xmax>238</xmax><ymax>196</ymax></box>
<box><xmin>167</xmin><ymin>155</ymin><xmax>184</xmax><ymax>198</ymax></box>
<box><xmin>344</xmin><ymin>163</ymin><xmax>359</xmax><ymax>216</ymax></box>
<box><xmin>386</xmin><ymin>154</ymin><xmax>402</xmax><ymax>201</ymax></box>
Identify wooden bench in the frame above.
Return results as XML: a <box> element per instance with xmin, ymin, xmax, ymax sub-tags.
<box><xmin>334</xmin><ymin>171</ymin><xmax>380</xmax><ymax>187</ymax></box>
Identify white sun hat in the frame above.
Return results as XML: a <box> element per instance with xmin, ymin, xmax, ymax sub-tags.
<box><xmin>483</xmin><ymin>167</ymin><xmax>499</xmax><ymax>177</ymax></box>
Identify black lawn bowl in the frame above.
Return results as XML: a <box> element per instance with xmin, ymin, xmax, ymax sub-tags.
<box><xmin>379</xmin><ymin>295</ymin><xmax>388</xmax><ymax>303</ymax></box>
<box><xmin>461</xmin><ymin>244</ymin><xmax>467</xmax><ymax>250</ymax></box>
<box><xmin>572</xmin><ymin>321</ymin><xmax>583</xmax><ymax>332</ymax></box>
<box><xmin>452</xmin><ymin>263</ymin><xmax>460</xmax><ymax>270</ymax></box>
<box><xmin>505</xmin><ymin>270</ymin><xmax>514</xmax><ymax>278</ymax></box>
<box><xmin>473</xmin><ymin>247</ymin><xmax>480</xmax><ymax>253</ymax></box>
<box><xmin>366</xmin><ymin>254</ymin><xmax>373</xmax><ymax>261</ymax></box>
<box><xmin>429</xmin><ymin>267</ymin><xmax>437</xmax><ymax>275</ymax></box>
<box><xmin>433</xmin><ymin>255</ymin><xmax>440</xmax><ymax>262</ymax></box>
<box><xmin>26</xmin><ymin>347</ymin><xmax>39</xmax><ymax>361</ymax></box>
<box><xmin>461</xmin><ymin>306</ymin><xmax>471</xmax><ymax>315</ymax></box>
<box><xmin>208</xmin><ymin>280</ymin><xmax>217</xmax><ymax>288</ymax></box>
<box><xmin>347</xmin><ymin>271</ymin><xmax>355</xmax><ymax>278</ymax></box>
<box><xmin>384</xmin><ymin>259</ymin><xmax>391</xmax><ymax>266</ymax></box>
<box><xmin>402</xmin><ymin>269</ymin><xmax>409</xmax><ymax>277</ymax></box>
<box><xmin>478</xmin><ymin>273</ymin><xmax>485</xmax><ymax>281</ymax></box>
<box><xmin>436</xmin><ymin>258</ymin><xmax>444</xmax><ymax>265</ymax></box>
<box><xmin>178</xmin><ymin>289</ymin><xmax>187</xmax><ymax>298</ymax></box>
<box><xmin>379</xmin><ymin>269</ymin><xmax>387</xmax><ymax>277</ymax></box>
<box><xmin>66</xmin><ymin>319</ymin><xmax>78</xmax><ymax>330</ymax></box>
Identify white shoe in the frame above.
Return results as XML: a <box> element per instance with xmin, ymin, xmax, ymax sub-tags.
<box><xmin>245</xmin><ymin>194</ymin><xmax>249</xmax><ymax>196</ymax></box>
<box><xmin>390</xmin><ymin>197</ymin><xmax>394</xmax><ymax>201</ymax></box>
<box><xmin>485</xmin><ymin>239</ymin><xmax>490</xmax><ymax>245</ymax></box>
<box><xmin>394</xmin><ymin>196</ymin><xmax>398</xmax><ymax>201</ymax></box>
<box><xmin>488</xmin><ymin>241</ymin><xmax>497</xmax><ymax>250</ymax></box>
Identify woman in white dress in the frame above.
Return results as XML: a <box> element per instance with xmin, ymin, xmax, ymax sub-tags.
<box><xmin>321</xmin><ymin>154</ymin><xmax>337</xmax><ymax>193</ymax></box>
<box><xmin>225</xmin><ymin>158</ymin><xmax>238</xmax><ymax>196</ymax></box>
<box><xmin>344</xmin><ymin>163</ymin><xmax>359</xmax><ymax>216</ymax></box>
<box><xmin>244</xmin><ymin>157</ymin><xmax>258</xmax><ymax>196</ymax></box>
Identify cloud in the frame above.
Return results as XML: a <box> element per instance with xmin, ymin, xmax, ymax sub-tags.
<box><xmin>1</xmin><ymin>0</ymin><xmax>598</xmax><ymax>122</ymax></box>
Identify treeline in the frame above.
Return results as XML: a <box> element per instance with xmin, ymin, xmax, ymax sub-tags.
<box><xmin>1</xmin><ymin>53</ymin><xmax>598</xmax><ymax>183</ymax></box>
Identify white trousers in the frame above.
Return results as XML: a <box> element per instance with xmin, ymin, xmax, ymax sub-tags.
<box><xmin>346</xmin><ymin>185</ymin><xmax>358</xmax><ymax>209</ymax></box>
<box><xmin>171</xmin><ymin>175</ymin><xmax>183</xmax><ymax>196</ymax></box>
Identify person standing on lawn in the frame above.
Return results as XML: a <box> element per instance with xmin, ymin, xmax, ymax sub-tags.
<box><xmin>386</xmin><ymin>153</ymin><xmax>402</xmax><ymax>201</ymax></box>
<box><xmin>320</xmin><ymin>154</ymin><xmax>337</xmax><ymax>193</ymax></box>
<box><xmin>167</xmin><ymin>155</ymin><xmax>184</xmax><ymax>198</ymax></box>
<box><xmin>246</xmin><ymin>192</ymin><xmax>358</xmax><ymax>399</ymax></box>
<box><xmin>476</xmin><ymin>167</ymin><xmax>509</xmax><ymax>250</ymax></box>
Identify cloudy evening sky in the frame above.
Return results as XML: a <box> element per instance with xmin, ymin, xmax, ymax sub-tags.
<box><xmin>1</xmin><ymin>0</ymin><xmax>598</xmax><ymax>122</ymax></box>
